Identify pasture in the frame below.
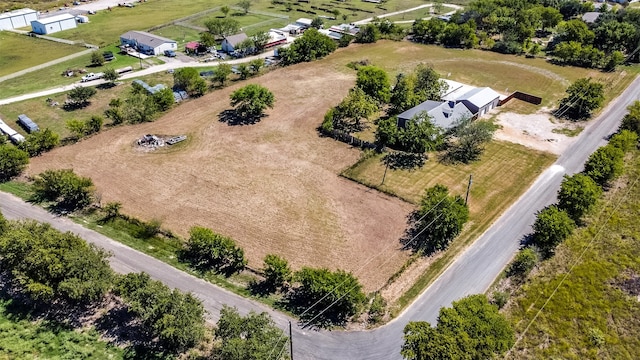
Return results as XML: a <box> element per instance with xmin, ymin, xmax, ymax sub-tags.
<box><xmin>0</xmin><ymin>32</ymin><xmax>83</xmax><ymax>78</ymax></box>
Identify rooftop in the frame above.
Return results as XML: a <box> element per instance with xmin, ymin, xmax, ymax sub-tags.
<box><xmin>456</xmin><ymin>87</ymin><xmax>501</xmax><ymax>107</ymax></box>
<box><xmin>0</xmin><ymin>8</ymin><xmax>36</xmax><ymax>19</ymax></box>
<box><xmin>224</xmin><ymin>32</ymin><xmax>248</xmax><ymax>46</ymax></box>
<box><xmin>398</xmin><ymin>100</ymin><xmax>473</xmax><ymax>129</ymax></box>
<box><xmin>121</xmin><ymin>30</ymin><xmax>176</xmax><ymax>46</ymax></box>
<box><xmin>441</xmin><ymin>79</ymin><xmax>476</xmax><ymax>101</ymax></box>
<box><xmin>582</xmin><ymin>12</ymin><xmax>601</xmax><ymax>24</ymax></box>
<box><xmin>32</xmin><ymin>13</ymin><xmax>75</xmax><ymax>24</ymax></box>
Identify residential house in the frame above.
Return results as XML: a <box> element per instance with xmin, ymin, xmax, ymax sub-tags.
<box><xmin>120</xmin><ymin>30</ymin><xmax>177</xmax><ymax>56</ymax></box>
<box><xmin>397</xmin><ymin>100</ymin><xmax>473</xmax><ymax>130</ymax></box>
<box><xmin>221</xmin><ymin>32</ymin><xmax>248</xmax><ymax>53</ymax></box>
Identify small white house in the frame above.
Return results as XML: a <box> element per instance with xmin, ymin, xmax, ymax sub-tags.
<box><xmin>120</xmin><ymin>30</ymin><xmax>177</xmax><ymax>56</ymax></box>
<box><xmin>0</xmin><ymin>8</ymin><xmax>38</xmax><ymax>30</ymax></box>
<box><xmin>31</xmin><ymin>13</ymin><xmax>77</xmax><ymax>35</ymax></box>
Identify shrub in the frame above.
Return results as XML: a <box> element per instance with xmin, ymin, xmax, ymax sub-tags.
<box><xmin>507</xmin><ymin>248</ymin><xmax>538</xmax><ymax>277</ymax></box>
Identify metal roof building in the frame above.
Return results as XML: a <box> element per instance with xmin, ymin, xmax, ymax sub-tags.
<box><xmin>121</xmin><ymin>30</ymin><xmax>177</xmax><ymax>56</ymax></box>
<box><xmin>397</xmin><ymin>100</ymin><xmax>473</xmax><ymax>130</ymax></box>
<box><xmin>0</xmin><ymin>8</ymin><xmax>37</xmax><ymax>30</ymax></box>
<box><xmin>31</xmin><ymin>13</ymin><xmax>77</xmax><ymax>34</ymax></box>
<box><xmin>17</xmin><ymin>114</ymin><xmax>39</xmax><ymax>133</ymax></box>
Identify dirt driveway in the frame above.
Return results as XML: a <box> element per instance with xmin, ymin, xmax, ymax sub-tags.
<box><xmin>27</xmin><ymin>61</ymin><xmax>414</xmax><ymax>291</ymax></box>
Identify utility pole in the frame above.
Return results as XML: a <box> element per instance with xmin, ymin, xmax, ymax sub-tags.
<box><xmin>465</xmin><ymin>174</ymin><xmax>473</xmax><ymax>205</ymax></box>
<box><xmin>381</xmin><ymin>153</ymin><xmax>390</xmax><ymax>185</ymax></box>
<box><xmin>289</xmin><ymin>321</ymin><xmax>294</xmax><ymax>360</ymax></box>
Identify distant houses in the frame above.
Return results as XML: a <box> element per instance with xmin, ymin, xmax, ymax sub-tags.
<box><xmin>0</xmin><ymin>8</ymin><xmax>37</xmax><ymax>30</ymax></box>
<box><xmin>120</xmin><ymin>30</ymin><xmax>177</xmax><ymax>56</ymax></box>
<box><xmin>31</xmin><ymin>13</ymin><xmax>76</xmax><ymax>35</ymax></box>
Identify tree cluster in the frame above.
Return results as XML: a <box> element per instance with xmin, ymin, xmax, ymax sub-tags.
<box><xmin>0</xmin><ymin>144</ymin><xmax>29</xmax><ymax>181</ymax></box>
<box><xmin>229</xmin><ymin>83</ymin><xmax>275</xmax><ymax>121</ymax></box>
<box><xmin>557</xmin><ymin>77</ymin><xmax>604</xmax><ymax>120</ymax></box>
<box><xmin>66</xmin><ymin>115</ymin><xmax>103</xmax><ymax>140</ymax></box>
<box><xmin>182</xmin><ymin>226</ymin><xmax>247</xmax><ymax>276</ymax></box>
<box><xmin>622</xmin><ymin>100</ymin><xmax>640</xmax><ymax>135</ymax></box>
<box><xmin>279</xmin><ymin>28</ymin><xmax>337</xmax><ymax>65</ymax></box>
<box><xmin>389</xmin><ymin>64</ymin><xmax>447</xmax><ymax>115</ymax></box>
<box><xmin>356</xmin><ymin>18</ymin><xmax>405</xmax><ymax>43</ymax></box>
<box><xmin>17</xmin><ymin>128</ymin><xmax>60</xmax><ymax>157</ymax></box>
<box><xmin>33</xmin><ymin>169</ymin><xmax>95</xmax><ymax>211</ymax></box>
<box><xmin>173</xmin><ymin>67</ymin><xmax>208</xmax><ymax>97</ymax></box>
<box><xmin>402</xmin><ymin>294</ymin><xmax>514</xmax><ymax>360</ymax></box>
<box><xmin>376</xmin><ymin>113</ymin><xmax>443</xmax><ymax>154</ymax></box>
<box><xmin>442</xmin><ymin>120</ymin><xmax>496</xmax><ymax>163</ymax></box>
<box><xmin>66</xmin><ymin>86</ymin><xmax>97</xmax><ymax>109</ymax></box>
<box><xmin>105</xmin><ymin>82</ymin><xmax>174</xmax><ymax>125</ymax></box>
<box><xmin>115</xmin><ymin>273</ymin><xmax>206</xmax><ymax>352</ymax></box>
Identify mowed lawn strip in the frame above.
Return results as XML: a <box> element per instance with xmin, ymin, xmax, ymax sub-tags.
<box><xmin>0</xmin><ymin>32</ymin><xmax>84</xmax><ymax>78</ymax></box>
<box><xmin>506</xmin><ymin>150</ymin><xmax>640</xmax><ymax>359</ymax></box>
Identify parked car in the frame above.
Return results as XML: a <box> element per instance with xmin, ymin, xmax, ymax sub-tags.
<box><xmin>124</xmin><ymin>3</ymin><xmax>134</xmax><ymax>7</ymax></box>
<box><xmin>164</xmin><ymin>50</ymin><xmax>176</xmax><ymax>57</ymax></box>
<box><xmin>103</xmin><ymin>51</ymin><xmax>115</xmax><ymax>61</ymax></box>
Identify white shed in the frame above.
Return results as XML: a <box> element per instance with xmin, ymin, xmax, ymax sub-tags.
<box><xmin>0</xmin><ymin>8</ymin><xmax>38</xmax><ymax>30</ymax></box>
<box><xmin>31</xmin><ymin>13</ymin><xmax>77</xmax><ymax>35</ymax></box>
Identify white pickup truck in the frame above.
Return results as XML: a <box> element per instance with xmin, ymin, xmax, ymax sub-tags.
<box><xmin>81</xmin><ymin>72</ymin><xmax>104</xmax><ymax>82</ymax></box>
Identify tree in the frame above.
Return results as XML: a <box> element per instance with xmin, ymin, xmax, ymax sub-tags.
<box><xmin>412</xmin><ymin>184</ymin><xmax>469</xmax><ymax>252</ymax></box>
<box><xmin>289</xmin><ymin>267</ymin><xmax>366</xmax><ymax>326</ymax></box>
<box><xmin>356</xmin><ymin>65</ymin><xmax>391</xmax><ymax>103</ymax></box>
<box><xmin>593</xmin><ymin>21</ymin><xmax>636</xmax><ymax>53</ymax></box>
<box><xmin>609</xmin><ymin>129</ymin><xmax>638</xmax><ymax>152</ymax></box>
<box><xmin>0</xmin><ymin>212</ymin><xmax>6</xmax><ymax>236</ymax></box>
<box><xmin>279</xmin><ymin>28</ymin><xmax>337</xmax><ymax>65</ymax></box>
<box><xmin>173</xmin><ymin>67</ymin><xmax>207</xmax><ymax>96</ymax></box>
<box><xmin>116</xmin><ymin>273</ymin><xmax>205</xmax><ymax>352</ymax></box>
<box><xmin>32</xmin><ymin>169</ymin><xmax>95</xmax><ymax>210</ymax></box>
<box><xmin>252</xmin><ymin>31</ymin><xmax>270</xmax><ymax>52</ymax></box>
<box><xmin>103</xmin><ymin>67</ymin><xmax>119</xmax><ymax>84</ymax></box>
<box><xmin>311</xmin><ymin>17</ymin><xmax>324</xmax><ymax>29</ymax></box>
<box><xmin>532</xmin><ymin>205</ymin><xmax>575</xmax><ymax>254</ymax></box>
<box><xmin>204</xmin><ymin>18</ymin><xmax>241</xmax><ymax>38</ymax></box>
<box><xmin>213</xmin><ymin>63</ymin><xmax>232</xmax><ymax>86</ymax></box>
<box><xmin>200</xmin><ymin>31</ymin><xmax>217</xmax><ymax>48</ymax></box>
<box><xmin>444</xmin><ymin>120</ymin><xmax>496</xmax><ymax>163</ymax></box>
<box><xmin>335</xmin><ymin>87</ymin><xmax>379</xmax><ymax>129</ymax></box>
<box><xmin>559</xmin><ymin>0</ymin><xmax>584</xmax><ymax>20</ymax></box>
<box><xmin>152</xmin><ymin>87</ymin><xmax>176</xmax><ymax>111</ymax></box>
<box><xmin>584</xmin><ymin>144</ymin><xmax>624</xmax><ymax>186</ymax></box>
<box><xmin>17</xmin><ymin>128</ymin><xmax>59</xmax><ymax>157</ymax></box>
<box><xmin>355</xmin><ymin>23</ymin><xmax>381</xmax><ymax>43</ymax></box>
<box><xmin>412</xmin><ymin>18</ymin><xmax>446</xmax><ymax>44</ymax></box>
<box><xmin>67</xmin><ymin>86</ymin><xmax>97</xmax><ymax>108</ymax></box>
<box><xmin>182</xmin><ymin>226</ymin><xmax>247</xmax><ymax>275</ymax></box>
<box><xmin>402</xmin><ymin>295</ymin><xmax>514</xmax><ymax>360</ymax></box>
<box><xmin>414</xmin><ymin>64</ymin><xmax>446</xmax><ymax>102</ymax></box>
<box><xmin>557</xmin><ymin>173</ymin><xmax>602</xmax><ymax>222</ymax></box>
<box><xmin>0</xmin><ymin>144</ymin><xmax>29</xmax><ymax>181</ymax></box>
<box><xmin>221</xmin><ymin>5</ymin><xmax>230</xmax><ymax>17</ymax></box>
<box><xmin>238</xmin><ymin>0</ymin><xmax>251</xmax><ymax>14</ymax></box>
<box><xmin>621</xmin><ymin>101</ymin><xmax>640</xmax><ymax>135</ymax></box>
<box><xmin>237</xmin><ymin>63</ymin><xmax>250</xmax><ymax>80</ymax></box>
<box><xmin>230</xmin><ymin>84</ymin><xmax>275</xmax><ymax>120</ymax></box>
<box><xmin>0</xmin><ymin>221</ymin><xmax>113</xmax><ymax>304</ymax></box>
<box><xmin>235</xmin><ymin>38</ymin><xmax>255</xmax><ymax>56</ymax></box>
<box><xmin>507</xmin><ymin>247</ymin><xmax>539</xmax><ymax>277</ymax></box>
<box><xmin>557</xmin><ymin>19</ymin><xmax>595</xmax><ymax>44</ymax></box>
<box><xmin>90</xmin><ymin>51</ymin><xmax>105</xmax><ymax>66</ymax></box>
<box><xmin>104</xmin><ymin>98</ymin><xmax>125</xmax><ymax>125</ymax></box>
<box><xmin>390</xmin><ymin>73</ymin><xmax>419</xmax><ymax>114</ymax></box>
<box><xmin>263</xmin><ymin>254</ymin><xmax>291</xmax><ymax>291</ymax></box>
<box><xmin>66</xmin><ymin>116</ymin><xmax>102</xmax><ymax>139</ymax></box>
<box><xmin>249</xmin><ymin>58</ymin><xmax>264</xmax><ymax>74</ymax></box>
<box><xmin>214</xmin><ymin>305</ymin><xmax>289</xmax><ymax>360</ymax></box>
<box><xmin>557</xmin><ymin>78</ymin><xmax>604</xmax><ymax>120</ymax></box>
<box><xmin>124</xmin><ymin>92</ymin><xmax>158</xmax><ymax>123</ymax></box>
<box><xmin>441</xmin><ymin>22</ymin><xmax>478</xmax><ymax>48</ymax></box>
<box><xmin>375</xmin><ymin>117</ymin><xmax>399</xmax><ymax>148</ymax></box>
<box><xmin>540</xmin><ymin>7</ymin><xmax>562</xmax><ymax>31</ymax></box>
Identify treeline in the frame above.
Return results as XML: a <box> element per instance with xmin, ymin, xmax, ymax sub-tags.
<box><xmin>410</xmin><ymin>0</ymin><xmax>640</xmax><ymax>69</ymax></box>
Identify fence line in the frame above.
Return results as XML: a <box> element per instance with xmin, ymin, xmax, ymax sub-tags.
<box><xmin>324</xmin><ymin>129</ymin><xmax>377</xmax><ymax>150</ymax></box>
<box><xmin>499</xmin><ymin>91</ymin><xmax>543</xmax><ymax>106</ymax></box>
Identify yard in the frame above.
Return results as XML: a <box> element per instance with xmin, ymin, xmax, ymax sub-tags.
<box><xmin>0</xmin><ymin>32</ymin><xmax>84</xmax><ymax>78</ymax></box>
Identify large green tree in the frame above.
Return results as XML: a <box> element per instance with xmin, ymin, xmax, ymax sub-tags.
<box><xmin>584</xmin><ymin>145</ymin><xmax>624</xmax><ymax>186</ymax></box>
<box><xmin>263</xmin><ymin>254</ymin><xmax>291</xmax><ymax>292</ymax></box>
<box><xmin>182</xmin><ymin>226</ymin><xmax>246</xmax><ymax>275</ymax></box>
<box><xmin>204</xmin><ymin>18</ymin><xmax>240</xmax><ymax>38</ymax></box>
<box><xmin>557</xmin><ymin>173</ymin><xmax>602</xmax><ymax>222</ymax></box>
<box><xmin>173</xmin><ymin>67</ymin><xmax>207</xmax><ymax>96</ymax></box>
<box><xmin>33</xmin><ymin>169</ymin><xmax>95</xmax><ymax>210</ymax></box>
<box><xmin>402</xmin><ymin>294</ymin><xmax>514</xmax><ymax>360</ymax></box>
<box><xmin>0</xmin><ymin>144</ymin><xmax>29</xmax><ymax>181</ymax></box>
<box><xmin>230</xmin><ymin>84</ymin><xmax>275</xmax><ymax>120</ymax></box>
<box><xmin>17</xmin><ymin>128</ymin><xmax>59</xmax><ymax>157</ymax></box>
<box><xmin>279</xmin><ymin>28</ymin><xmax>337</xmax><ymax>65</ymax></box>
<box><xmin>412</xmin><ymin>184</ymin><xmax>469</xmax><ymax>252</ymax></box>
<box><xmin>557</xmin><ymin>78</ymin><xmax>604</xmax><ymax>120</ymax></box>
<box><xmin>67</xmin><ymin>86</ymin><xmax>97</xmax><ymax>108</ymax></box>
<box><xmin>621</xmin><ymin>101</ymin><xmax>640</xmax><ymax>135</ymax></box>
<box><xmin>0</xmin><ymin>221</ymin><xmax>113</xmax><ymax>303</ymax></box>
<box><xmin>608</xmin><ymin>130</ymin><xmax>638</xmax><ymax>152</ymax></box>
<box><xmin>444</xmin><ymin>120</ymin><xmax>496</xmax><ymax>163</ymax></box>
<box><xmin>124</xmin><ymin>92</ymin><xmax>158</xmax><ymax>123</ymax></box>
<box><xmin>289</xmin><ymin>267</ymin><xmax>366</xmax><ymax>326</ymax></box>
<box><xmin>335</xmin><ymin>87</ymin><xmax>379</xmax><ymax>129</ymax></box>
<box><xmin>356</xmin><ymin>65</ymin><xmax>391</xmax><ymax>103</ymax></box>
<box><xmin>213</xmin><ymin>63</ymin><xmax>232</xmax><ymax>86</ymax></box>
<box><xmin>532</xmin><ymin>205</ymin><xmax>575</xmax><ymax>254</ymax></box>
<box><xmin>213</xmin><ymin>305</ymin><xmax>289</xmax><ymax>360</ymax></box>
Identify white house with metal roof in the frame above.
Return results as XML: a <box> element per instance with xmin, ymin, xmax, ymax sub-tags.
<box><xmin>120</xmin><ymin>30</ymin><xmax>177</xmax><ymax>56</ymax></box>
<box><xmin>0</xmin><ymin>8</ymin><xmax>37</xmax><ymax>30</ymax></box>
<box><xmin>31</xmin><ymin>13</ymin><xmax>76</xmax><ymax>34</ymax></box>
<box><xmin>397</xmin><ymin>100</ymin><xmax>473</xmax><ymax>130</ymax></box>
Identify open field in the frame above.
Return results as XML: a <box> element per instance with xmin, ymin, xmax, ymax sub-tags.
<box><xmin>150</xmin><ymin>25</ymin><xmax>202</xmax><ymax>48</ymax></box>
<box><xmin>0</xmin><ymin>299</ymin><xmax>122</xmax><ymax>359</ymax></box>
<box><xmin>505</xmin><ymin>150</ymin><xmax>640</xmax><ymax>359</ymax></box>
<box><xmin>383</xmin><ymin>5</ymin><xmax>457</xmax><ymax>22</ymax></box>
<box><xmin>25</xmin><ymin>57</ymin><xmax>415</xmax><ymax>292</ymax></box>
<box><xmin>0</xmin><ymin>32</ymin><xmax>84</xmax><ymax>77</ymax></box>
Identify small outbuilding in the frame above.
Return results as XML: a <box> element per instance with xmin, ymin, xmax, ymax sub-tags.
<box><xmin>0</xmin><ymin>8</ymin><xmax>38</xmax><ymax>30</ymax></box>
<box><xmin>221</xmin><ymin>32</ymin><xmax>248</xmax><ymax>53</ymax></box>
<box><xmin>120</xmin><ymin>30</ymin><xmax>177</xmax><ymax>56</ymax></box>
<box><xmin>17</xmin><ymin>114</ymin><xmax>39</xmax><ymax>133</ymax></box>
<box><xmin>294</xmin><ymin>18</ymin><xmax>313</xmax><ymax>28</ymax></box>
<box><xmin>31</xmin><ymin>13</ymin><xmax>77</xmax><ymax>35</ymax></box>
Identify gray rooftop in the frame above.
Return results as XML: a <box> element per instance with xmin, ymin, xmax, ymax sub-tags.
<box><xmin>121</xmin><ymin>30</ymin><xmax>176</xmax><ymax>47</ymax></box>
<box><xmin>582</xmin><ymin>12</ymin><xmax>601</xmax><ymax>24</ymax></box>
<box><xmin>455</xmin><ymin>87</ymin><xmax>500</xmax><ymax>108</ymax></box>
<box><xmin>398</xmin><ymin>100</ymin><xmax>473</xmax><ymax>130</ymax></box>
<box><xmin>224</xmin><ymin>32</ymin><xmax>249</xmax><ymax>46</ymax></box>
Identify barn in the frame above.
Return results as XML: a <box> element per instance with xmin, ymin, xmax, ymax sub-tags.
<box><xmin>120</xmin><ymin>31</ymin><xmax>177</xmax><ymax>56</ymax></box>
<box><xmin>0</xmin><ymin>8</ymin><xmax>38</xmax><ymax>30</ymax></box>
<box><xmin>31</xmin><ymin>13</ymin><xmax>77</xmax><ymax>35</ymax></box>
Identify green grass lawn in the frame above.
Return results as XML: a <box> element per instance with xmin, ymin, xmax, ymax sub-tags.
<box><xmin>187</xmin><ymin>11</ymin><xmax>283</xmax><ymax>29</ymax></box>
<box><xmin>383</xmin><ymin>5</ymin><xmax>457</xmax><ymax>22</ymax></box>
<box><xmin>150</xmin><ymin>25</ymin><xmax>202</xmax><ymax>48</ymax></box>
<box><xmin>343</xmin><ymin>141</ymin><xmax>556</xmax><ymax>313</ymax></box>
<box><xmin>0</xmin><ymin>32</ymin><xmax>85</xmax><ymax>78</ymax></box>
<box><xmin>0</xmin><ymin>299</ymin><xmax>122</xmax><ymax>359</ymax></box>
<box><xmin>505</xmin><ymin>149</ymin><xmax>640</xmax><ymax>359</ymax></box>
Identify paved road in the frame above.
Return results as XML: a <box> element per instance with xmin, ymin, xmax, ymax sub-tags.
<box><xmin>2</xmin><ymin>75</ymin><xmax>639</xmax><ymax>358</ymax></box>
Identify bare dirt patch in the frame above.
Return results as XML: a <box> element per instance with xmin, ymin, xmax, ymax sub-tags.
<box><xmin>494</xmin><ymin>107</ymin><xmax>579</xmax><ymax>155</ymax></box>
<box><xmin>27</xmin><ymin>61</ymin><xmax>414</xmax><ymax>292</ymax></box>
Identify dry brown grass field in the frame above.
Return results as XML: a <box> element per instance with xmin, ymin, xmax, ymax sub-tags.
<box><xmin>26</xmin><ymin>59</ymin><xmax>414</xmax><ymax>292</ymax></box>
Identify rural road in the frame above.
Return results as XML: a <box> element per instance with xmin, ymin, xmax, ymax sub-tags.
<box><xmin>2</xmin><ymin>73</ymin><xmax>639</xmax><ymax>359</ymax></box>
<box><xmin>352</xmin><ymin>3</ymin><xmax>462</xmax><ymax>25</ymax></box>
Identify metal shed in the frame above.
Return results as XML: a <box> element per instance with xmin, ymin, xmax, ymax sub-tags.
<box><xmin>0</xmin><ymin>8</ymin><xmax>38</xmax><ymax>30</ymax></box>
<box><xmin>17</xmin><ymin>114</ymin><xmax>39</xmax><ymax>133</ymax></box>
<box><xmin>31</xmin><ymin>13</ymin><xmax>77</xmax><ymax>35</ymax></box>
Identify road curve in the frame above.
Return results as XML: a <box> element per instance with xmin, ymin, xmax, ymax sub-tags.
<box><xmin>1</xmin><ymin>75</ymin><xmax>639</xmax><ymax>359</ymax></box>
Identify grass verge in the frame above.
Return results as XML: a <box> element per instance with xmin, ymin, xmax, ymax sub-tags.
<box><xmin>505</xmin><ymin>149</ymin><xmax>640</xmax><ymax>359</ymax></box>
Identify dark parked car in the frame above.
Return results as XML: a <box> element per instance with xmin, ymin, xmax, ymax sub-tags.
<box><xmin>164</xmin><ymin>50</ymin><xmax>176</xmax><ymax>57</ymax></box>
<box><xmin>103</xmin><ymin>51</ymin><xmax>115</xmax><ymax>61</ymax></box>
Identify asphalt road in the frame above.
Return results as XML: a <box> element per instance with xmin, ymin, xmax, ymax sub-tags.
<box><xmin>1</xmin><ymin>75</ymin><xmax>639</xmax><ymax>359</ymax></box>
